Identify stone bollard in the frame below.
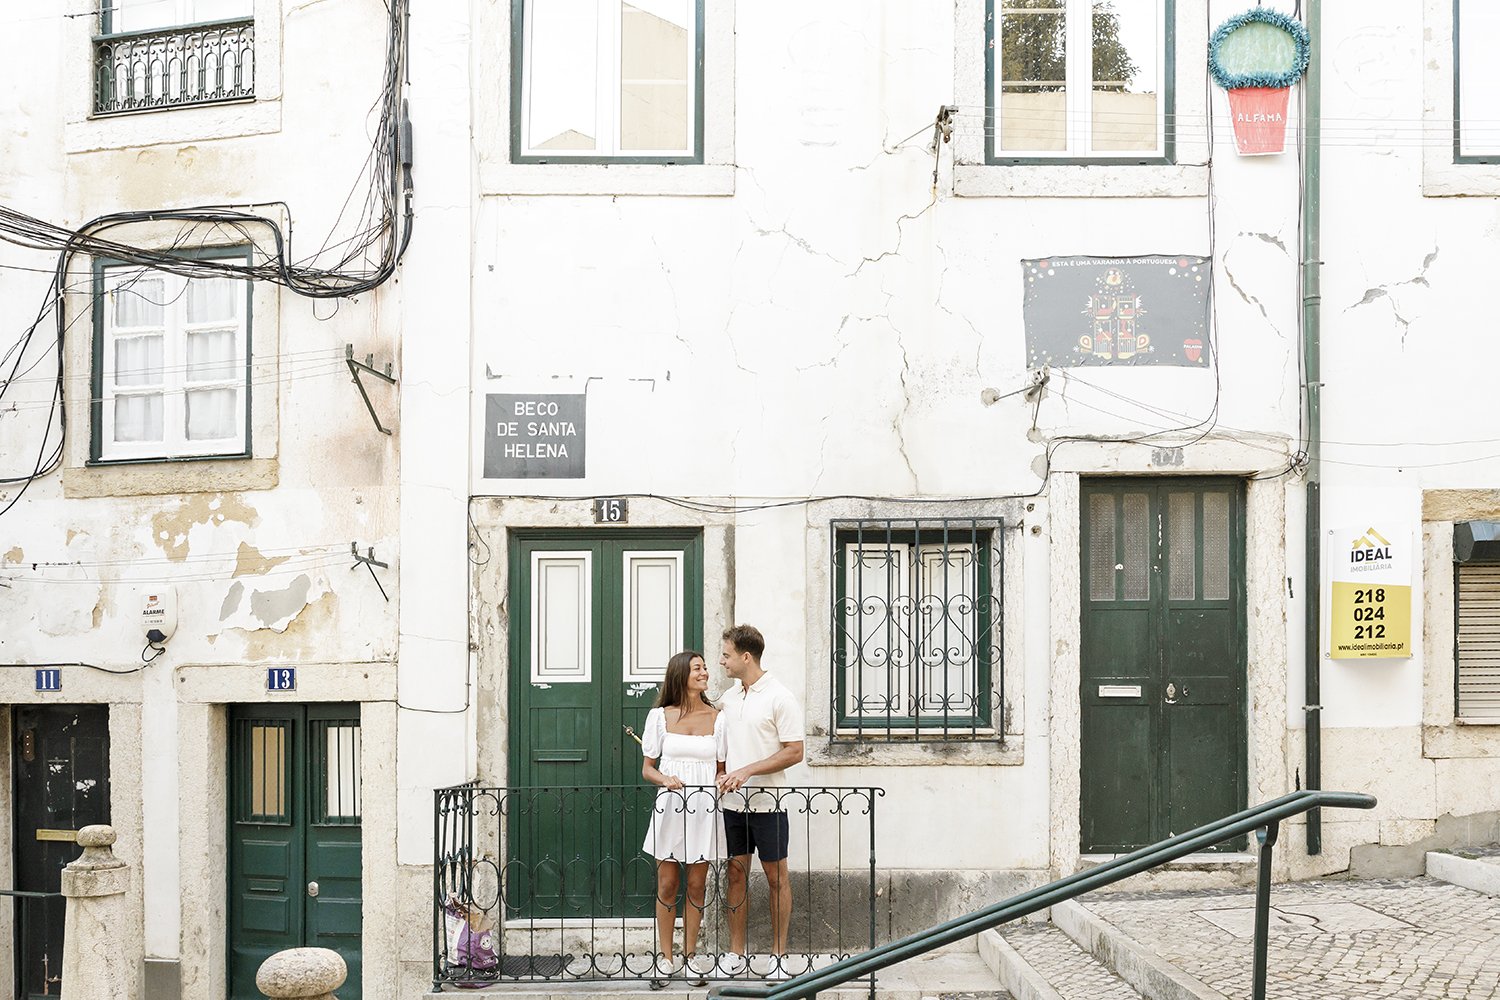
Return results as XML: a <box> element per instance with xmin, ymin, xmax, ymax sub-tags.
<box><xmin>257</xmin><ymin>947</ymin><xmax>347</xmax><ymax>1000</ymax></box>
<box><xmin>60</xmin><ymin>824</ymin><xmax>137</xmax><ymax>1000</ymax></box>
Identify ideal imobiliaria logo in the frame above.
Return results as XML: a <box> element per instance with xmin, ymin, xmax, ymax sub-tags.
<box><xmin>1348</xmin><ymin>527</ymin><xmax>1394</xmax><ymax>572</ymax></box>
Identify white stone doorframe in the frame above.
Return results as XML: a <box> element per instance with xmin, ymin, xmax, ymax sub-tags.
<box><xmin>1046</xmin><ymin>473</ymin><xmax>1290</xmax><ymax>877</ymax></box>
<box><xmin>469</xmin><ymin>497</ymin><xmax>736</xmax><ymax>792</ymax></box>
<box><xmin>0</xmin><ymin>689</ymin><xmax>144</xmax><ymax>1000</ymax></box>
<box><xmin>175</xmin><ymin>669</ymin><xmax>398</xmax><ymax>1000</ymax></box>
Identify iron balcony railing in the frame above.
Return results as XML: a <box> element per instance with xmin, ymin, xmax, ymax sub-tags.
<box><xmin>93</xmin><ymin>17</ymin><xmax>255</xmax><ymax>116</ymax></box>
<box><xmin>708</xmin><ymin>789</ymin><xmax>1378</xmax><ymax>1000</ymax></box>
<box><xmin>831</xmin><ymin>518</ymin><xmax>1005</xmax><ymax>742</ymax></box>
<box><xmin>433</xmin><ymin>783</ymin><xmax>883</xmax><ymax>990</ymax></box>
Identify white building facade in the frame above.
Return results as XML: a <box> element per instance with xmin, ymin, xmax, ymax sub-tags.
<box><xmin>2</xmin><ymin>1</ymin><xmax>1499</xmax><ymax>998</ymax></box>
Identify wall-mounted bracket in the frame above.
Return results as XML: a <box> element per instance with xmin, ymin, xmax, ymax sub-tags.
<box><xmin>351</xmin><ymin>542</ymin><xmax>390</xmax><ymax>602</ymax></box>
<box><xmin>346</xmin><ymin>344</ymin><xmax>398</xmax><ymax>435</ymax></box>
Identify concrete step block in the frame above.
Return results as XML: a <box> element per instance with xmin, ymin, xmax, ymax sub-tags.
<box><xmin>1425</xmin><ymin>850</ymin><xmax>1500</xmax><ymax>895</ymax></box>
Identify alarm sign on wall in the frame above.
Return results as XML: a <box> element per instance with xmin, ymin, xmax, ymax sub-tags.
<box><xmin>1327</xmin><ymin>525</ymin><xmax>1413</xmax><ymax>659</ymax></box>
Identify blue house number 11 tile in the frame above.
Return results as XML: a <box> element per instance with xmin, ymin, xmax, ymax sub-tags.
<box><xmin>35</xmin><ymin>668</ymin><xmax>62</xmax><ymax>692</ymax></box>
<box><xmin>267</xmin><ymin>667</ymin><xmax>297</xmax><ymax>692</ymax></box>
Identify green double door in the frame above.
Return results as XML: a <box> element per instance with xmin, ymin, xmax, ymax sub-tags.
<box><xmin>1080</xmin><ymin>479</ymin><xmax>1247</xmax><ymax>854</ymax></box>
<box><xmin>228</xmin><ymin>704</ymin><xmax>362</xmax><ymax>999</ymax></box>
<box><xmin>508</xmin><ymin>529</ymin><xmax>704</xmax><ymax>918</ymax></box>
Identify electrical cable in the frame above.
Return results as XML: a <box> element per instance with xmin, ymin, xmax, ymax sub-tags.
<box><xmin>0</xmin><ymin>0</ymin><xmax>413</xmax><ymax>514</ymax></box>
<box><xmin>0</xmin><ymin>661</ymin><xmax>151</xmax><ymax>676</ymax></box>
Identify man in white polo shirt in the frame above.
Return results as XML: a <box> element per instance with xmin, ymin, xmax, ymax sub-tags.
<box><xmin>714</xmin><ymin>624</ymin><xmax>805</xmax><ymax>979</ymax></box>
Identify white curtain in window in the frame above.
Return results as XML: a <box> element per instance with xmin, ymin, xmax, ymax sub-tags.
<box><xmin>114</xmin><ymin>394</ymin><xmax>163</xmax><ymax>442</ymax></box>
<box><xmin>113</xmin><ymin>334</ymin><xmax>163</xmax><ymax>387</ymax></box>
<box><xmin>112</xmin><ymin>275</ymin><xmax>165</xmax><ymax>328</ymax></box>
<box><xmin>186</xmin><ymin>328</ymin><xmax>238</xmax><ymax>381</ymax></box>
<box><xmin>186</xmin><ymin>387</ymin><xmax>239</xmax><ymax>440</ymax></box>
<box><xmin>187</xmin><ymin>276</ymin><xmax>240</xmax><ymax>323</ymax></box>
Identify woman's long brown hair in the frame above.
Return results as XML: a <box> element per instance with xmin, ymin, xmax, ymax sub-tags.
<box><xmin>655</xmin><ymin>650</ymin><xmax>712</xmax><ymax>709</ymax></box>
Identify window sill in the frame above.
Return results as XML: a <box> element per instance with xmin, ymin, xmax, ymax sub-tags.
<box><xmin>1422</xmin><ymin>155</ymin><xmax>1500</xmax><ymax>197</ymax></box>
<box><xmin>806</xmin><ymin>738</ymin><xmax>1022</xmax><ymax>767</ymax></box>
<box><xmin>479</xmin><ymin>161</ymin><xmax>736</xmax><ymax>197</ymax></box>
<box><xmin>954</xmin><ymin>162</ymin><xmax>1208</xmax><ymax>199</ymax></box>
<box><xmin>65</xmin><ymin>97</ymin><xmax>280</xmax><ymax>154</ymax></box>
<box><xmin>63</xmin><ymin>457</ymin><xmax>277</xmax><ymax>498</ymax></box>
<box><xmin>1422</xmin><ymin>723</ymin><xmax>1500</xmax><ymax>759</ymax></box>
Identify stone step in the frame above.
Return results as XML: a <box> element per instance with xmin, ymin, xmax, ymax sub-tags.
<box><xmin>1048</xmin><ymin>900</ymin><xmax>1223</xmax><ymax>1000</ymax></box>
<box><xmin>1426</xmin><ymin>848</ymin><xmax>1500</xmax><ymax>895</ymax></box>
<box><xmin>980</xmin><ymin>922</ymin><xmax>1145</xmax><ymax>1000</ymax></box>
<box><xmin>424</xmin><ymin>949</ymin><xmax>1009</xmax><ymax>1000</ymax></box>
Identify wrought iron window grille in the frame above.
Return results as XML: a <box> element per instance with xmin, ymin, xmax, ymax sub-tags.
<box><xmin>830</xmin><ymin>519</ymin><xmax>1004</xmax><ymax>743</ymax></box>
<box><xmin>433</xmin><ymin>783</ymin><xmax>882</xmax><ymax>990</ymax></box>
<box><xmin>93</xmin><ymin>16</ymin><xmax>255</xmax><ymax>116</ymax></box>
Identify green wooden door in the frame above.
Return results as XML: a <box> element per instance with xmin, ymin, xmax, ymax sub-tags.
<box><xmin>1080</xmin><ymin>479</ymin><xmax>1246</xmax><ymax>854</ymax></box>
<box><xmin>229</xmin><ymin>704</ymin><xmax>362</xmax><ymax>1000</ymax></box>
<box><xmin>508</xmin><ymin>529</ymin><xmax>704</xmax><ymax>918</ymax></box>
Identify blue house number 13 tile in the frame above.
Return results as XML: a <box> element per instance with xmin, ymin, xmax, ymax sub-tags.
<box><xmin>267</xmin><ymin>667</ymin><xmax>297</xmax><ymax>692</ymax></box>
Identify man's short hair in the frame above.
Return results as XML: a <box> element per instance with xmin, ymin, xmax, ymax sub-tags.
<box><xmin>722</xmin><ymin>624</ymin><xmax>765</xmax><ymax>662</ymax></box>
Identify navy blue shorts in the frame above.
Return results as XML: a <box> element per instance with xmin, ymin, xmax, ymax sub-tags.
<box><xmin>723</xmin><ymin>809</ymin><xmax>790</xmax><ymax>863</ymax></box>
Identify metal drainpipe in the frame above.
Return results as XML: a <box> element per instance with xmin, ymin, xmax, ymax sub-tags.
<box><xmin>1301</xmin><ymin>0</ymin><xmax>1324</xmax><ymax>856</ymax></box>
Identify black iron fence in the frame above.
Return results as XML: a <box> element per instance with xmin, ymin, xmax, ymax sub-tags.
<box><xmin>433</xmin><ymin>783</ymin><xmax>882</xmax><ymax>990</ymax></box>
<box><xmin>830</xmin><ymin>518</ymin><xmax>1005</xmax><ymax>742</ymax></box>
<box><xmin>93</xmin><ymin>17</ymin><xmax>255</xmax><ymax>116</ymax></box>
<box><xmin>2</xmin><ymin>888</ymin><xmax>65</xmax><ymax>996</ymax></box>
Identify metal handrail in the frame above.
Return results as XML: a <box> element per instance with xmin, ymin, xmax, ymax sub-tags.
<box><xmin>710</xmin><ymin>789</ymin><xmax>1377</xmax><ymax>1000</ymax></box>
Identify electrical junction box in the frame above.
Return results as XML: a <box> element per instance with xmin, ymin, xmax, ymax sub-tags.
<box><xmin>142</xmin><ymin>587</ymin><xmax>177</xmax><ymax>642</ymax></box>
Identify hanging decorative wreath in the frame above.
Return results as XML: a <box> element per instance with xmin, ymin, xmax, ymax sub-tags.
<box><xmin>1208</xmin><ymin>8</ymin><xmax>1311</xmax><ymax>91</ymax></box>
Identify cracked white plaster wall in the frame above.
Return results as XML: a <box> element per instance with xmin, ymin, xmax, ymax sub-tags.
<box><xmin>1344</xmin><ymin>246</ymin><xmax>1439</xmax><ymax>347</ymax></box>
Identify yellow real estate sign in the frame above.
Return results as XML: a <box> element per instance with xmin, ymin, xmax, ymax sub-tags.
<box><xmin>1328</xmin><ymin>525</ymin><xmax>1412</xmax><ymax>659</ymax></box>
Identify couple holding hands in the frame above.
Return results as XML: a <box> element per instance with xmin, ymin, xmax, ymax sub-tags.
<box><xmin>639</xmin><ymin>624</ymin><xmax>806</xmax><ymax>982</ymax></box>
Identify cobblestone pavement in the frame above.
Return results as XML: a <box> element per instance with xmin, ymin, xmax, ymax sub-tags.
<box><xmin>1085</xmin><ymin>877</ymin><xmax>1500</xmax><ymax>999</ymax></box>
<box><xmin>1003</xmin><ymin>923</ymin><xmax>1143</xmax><ymax>999</ymax></box>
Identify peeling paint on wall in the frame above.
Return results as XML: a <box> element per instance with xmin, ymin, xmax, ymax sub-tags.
<box><xmin>237</xmin><ymin>590</ymin><xmax>341</xmax><ymax>661</ymax></box>
<box><xmin>233</xmin><ymin>542</ymin><xmax>292</xmax><ymax>578</ymax></box>
<box><xmin>149</xmin><ymin>493</ymin><xmax>260</xmax><ymax>562</ymax></box>
<box><xmin>250</xmin><ymin>574</ymin><xmax>313</xmax><ymax>629</ymax></box>
<box><xmin>220</xmin><ymin>581</ymin><xmax>245</xmax><ymax>620</ymax></box>
<box><xmin>3</xmin><ymin>546</ymin><xmax>21</xmax><ymax>566</ymax></box>
<box><xmin>36</xmin><ymin>566</ymin><xmax>102</xmax><ymax>637</ymax></box>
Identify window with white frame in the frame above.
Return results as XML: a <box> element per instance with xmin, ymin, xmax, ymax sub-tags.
<box><xmin>92</xmin><ymin>252</ymin><xmax>251</xmax><ymax>463</ymax></box>
<box><xmin>95</xmin><ymin>0</ymin><xmax>255</xmax><ymax>116</ymax></box>
<box><xmin>988</xmin><ymin>0</ymin><xmax>1170</xmax><ymax>162</ymax></box>
<box><xmin>103</xmin><ymin>0</ymin><xmax>252</xmax><ymax>32</ymax></box>
<box><xmin>1456</xmin><ymin>0</ymin><xmax>1500</xmax><ymax>161</ymax></box>
<box><xmin>513</xmin><ymin>0</ymin><xmax>703</xmax><ymax>163</ymax></box>
<box><xmin>831</xmin><ymin>521</ymin><xmax>1002</xmax><ymax>739</ymax></box>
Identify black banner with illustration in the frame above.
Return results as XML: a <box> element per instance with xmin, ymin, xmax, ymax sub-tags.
<box><xmin>1022</xmin><ymin>255</ymin><xmax>1211</xmax><ymax>367</ymax></box>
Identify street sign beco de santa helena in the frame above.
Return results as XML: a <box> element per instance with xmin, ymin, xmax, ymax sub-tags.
<box><xmin>483</xmin><ymin>393</ymin><xmax>586</xmax><ymax>479</ymax></box>
<box><xmin>1327</xmin><ymin>525</ymin><xmax>1412</xmax><ymax>659</ymax></box>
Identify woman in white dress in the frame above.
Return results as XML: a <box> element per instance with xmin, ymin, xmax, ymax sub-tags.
<box><xmin>640</xmin><ymin>650</ymin><xmax>727</xmax><ymax>979</ymax></box>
